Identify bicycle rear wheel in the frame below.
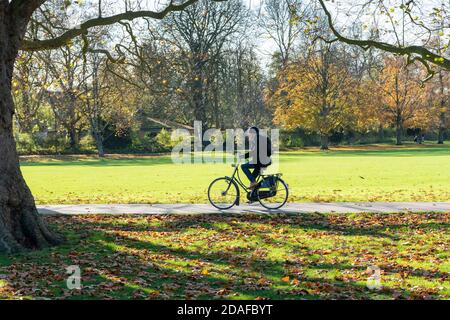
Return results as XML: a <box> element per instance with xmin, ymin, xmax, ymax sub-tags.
<box><xmin>208</xmin><ymin>177</ymin><xmax>239</xmax><ymax>210</ymax></box>
<box><xmin>257</xmin><ymin>177</ymin><xmax>288</xmax><ymax>210</ymax></box>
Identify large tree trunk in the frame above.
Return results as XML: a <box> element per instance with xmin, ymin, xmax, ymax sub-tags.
<box><xmin>395</xmin><ymin>113</ymin><xmax>403</xmax><ymax>145</ymax></box>
<box><xmin>395</xmin><ymin>124</ymin><xmax>403</xmax><ymax>145</ymax></box>
<box><xmin>68</xmin><ymin>124</ymin><xmax>79</xmax><ymax>150</ymax></box>
<box><xmin>438</xmin><ymin>113</ymin><xmax>446</xmax><ymax>145</ymax></box>
<box><xmin>191</xmin><ymin>58</ymin><xmax>207</xmax><ymax>126</ymax></box>
<box><xmin>378</xmin><ymin>124</ymin><xmax>384</xmax><ymax>142</ymax></box>
<box><xmin>320</xmin><ymin>135</ymin><xmax>329</xmax><ymax>150</ymax></box>
<box><xmin>0</xmin><ymin>7</ymin><xmax>63</xmax><ymax>253</ymax></box>
<box><xmin>0</xmin><ymin>125</ymin><xmax>62</xmax><ymax>253</ymax></box>
<box><xmin>91</xmin><ymin>121</ymin><xmax>105</xmax><ymax>158</ymax></box>
<box><xmin>96</xmin><ymin>138</ymin><xmax>105</xmax><ymax>158</ymax></box>
<box><xmin>438</xmin><ymin>71</ymin><xmax>446</xmax><ymax>145</ymax></box>
<box><xmin>437</xmin><ymin>101</ymin><xmax>446</xmax><ymax>145</ymax></box>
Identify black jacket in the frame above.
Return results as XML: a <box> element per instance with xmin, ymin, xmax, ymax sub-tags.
<box><xmin>244</xmin><ymin>130</ymin><xmax>272</xmax><ymax>168</ymax></box>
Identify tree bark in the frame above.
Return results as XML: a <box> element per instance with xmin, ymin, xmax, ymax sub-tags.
<box><xmin>0</xmin><ymin>126</ymin><xmax>63</xmax><ymax>253</ymax></box>
<box><xmin>438</xmin><ymin>72</ymin><xmax>446</xmax><ymax>144</ymax></box>
<box><xmin>191</xmin><ymin>57</ymin><xmax>207</xmax><ymax>126</ymax></box>
<box><xmin>438</xmin><ymin>112</ymin><xmax>446</xmax><ymax>144</ymax></box>
<box><xmin>318</xmin><ymin>0</ymin><xmax>450</xmax><ymax>73</ymax></box>
<box><xmin>96</xmin><ymin>137</ymin><xmax>105</xmax><ymax>157</ymax></box>
<box><xmin>0</xmin><ymin>6</ymin><xmax>63</xmax><ymax>253</ymax></box>
<box><xmin>92</xmin><ymin>123</ymin><xmax>105</xmax><ymax>157</ymax></box>
<box><xmin>320</xmin><ymin>135</ymin><xmax>329</xmax><ymax>150</ymax></box>
<box><xmin>378</xmin><ymin>124</ymin><xmax>384</xmax><ymax>142</ymax></box>
<box><xmin>68</xmin><ymin>124</ymin><xmax>79</xmax><ymax>150</ymax></box>
<box><xmin>396</xmin><ymin>121</ymin><xmax>403</xmax><ymax>145</ymax></box>
<box><xmin>67</xmin><ymin>93</ymin><xmax>80</xmax><ymax>150</ymax></box>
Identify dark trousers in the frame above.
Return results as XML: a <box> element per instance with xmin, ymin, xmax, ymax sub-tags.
<box><xmin>241</xmin><ymin>163</ymin><xmax>260</xmax><ymax>183</ymax></box>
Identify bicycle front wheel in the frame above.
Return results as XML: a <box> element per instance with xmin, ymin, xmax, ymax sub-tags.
<box><xmin>208</xmin><ymin>177</ymin><xmax>239</xmax><ymax>210</ymax></box>
<box><xmin>257</xmin><ymin>177</ymin><xmax>289</xmax><ymax>210</ymax></box>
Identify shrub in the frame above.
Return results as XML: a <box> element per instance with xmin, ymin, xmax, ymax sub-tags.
<box><xmin>281</xmin><ymin>134</ymin><xmax>304</xmax><ymax>148</ymax></box>
<box><xmin>16</xmin><ymin>133</ymin><xmax>37</xmax><ymax>154</ymax></box>
<box><xmin>131</xmin><ymin>131</ymin><xmax>174</xmax><ymax>153</ymax></box>
<box><xmin>79</xmin><ymin>135</ymin><xmax>97</xmax><ymax>152</ymax></box>
<box><xmin>155</xmin><ymin>129</ymin><xmax>173</xmax><ymax>149</ymax></box>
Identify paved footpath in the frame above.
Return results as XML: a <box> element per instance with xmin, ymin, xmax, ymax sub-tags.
<box><xmin>37</xmin><ymin>202</ymin><xmax>450</xmax><ymax>215</ymax></box>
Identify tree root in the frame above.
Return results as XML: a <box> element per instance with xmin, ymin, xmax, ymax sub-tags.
<box><xmin>0</xmin><ymin>203</ymin><xmax>64</xmax><ymax>254</ymax></box>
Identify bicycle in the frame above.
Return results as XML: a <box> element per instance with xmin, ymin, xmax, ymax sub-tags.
<box><xmin>208</xmin><ymin>159</ymin><xmax>289</xmax><ymax>210</ymax></box>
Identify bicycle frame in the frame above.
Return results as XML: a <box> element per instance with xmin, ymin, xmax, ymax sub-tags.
<box><xmin>226</xmin><ymin>160</ymin><xmax>250</xmax><ymax>190</ymax></box>
<box><xmin>209</xmin><ymin>158</ymin><xmax>286</xmax><ymax>209</ymax></box>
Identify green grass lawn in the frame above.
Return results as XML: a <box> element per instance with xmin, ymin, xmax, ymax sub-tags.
<box><xmin>21</xmin><ymin>143</ymin><xmax>450</xmax><ymax>204</ymax></box>
<box><xmin>0</xmin><ymin>213</ymin><xmax>448</xmax><ymax>300</ymax></box>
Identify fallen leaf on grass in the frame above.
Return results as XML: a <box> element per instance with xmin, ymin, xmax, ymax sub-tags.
<box><xmin>201</xmin><ymin>268</ymin><xmax>209</xmax><ymax>276</ymax></box>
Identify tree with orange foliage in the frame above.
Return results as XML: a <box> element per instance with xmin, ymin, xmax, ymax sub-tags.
<box><xmin>355</xmin><ymin>80</ymin><xmax>388</xmax><ymax>140</ymax></box>
<box><xmin>270</xmin><ymin>46</ymin><xmax>357</xmax><ymax>150</ymax></box>
<box><xmin>424</xmin><ymin>69</ymin><xmax>450</xmax><ymax>144</ymax></box>
<box><xmin>369</xmin><ymin>57</ymin><xmax>426</xmax><ymax>145</ymax></box>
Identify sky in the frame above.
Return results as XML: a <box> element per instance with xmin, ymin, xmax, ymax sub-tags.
<box><xmin>65</xmin><ymin>0</ymin><xmax>277</xmax><ymax>67</ymax></box>
<box><xmin>63</xmin><ymin>0</ymin><xmax>450</xmax><ymax>69</ymax></box>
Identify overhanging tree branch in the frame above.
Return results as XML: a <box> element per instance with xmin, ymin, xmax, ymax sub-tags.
<box><xmin>317</xmin><ymin>0</ymin><xmax>450</xmax><ymax>73</ymax></box>
<box><xmin>21</xmin><ymin>0</ymin><xmax>226</xmax><ymax>51</ymax></box>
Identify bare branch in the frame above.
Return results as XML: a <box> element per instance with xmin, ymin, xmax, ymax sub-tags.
<box><xmin>317</xmin><ymin>0</ymin><xmax>450</xmax><ymax>73</ymax></box>
<box><xmin>21</xmin><ymin>0</ymin><xmax>226</xmax><ymax>51</ymax></box>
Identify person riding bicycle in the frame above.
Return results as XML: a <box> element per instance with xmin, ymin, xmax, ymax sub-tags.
<box><xmin>241</xmin><ymin>127</ymin><xmax>272</xmax><ymax>190</ymax></box>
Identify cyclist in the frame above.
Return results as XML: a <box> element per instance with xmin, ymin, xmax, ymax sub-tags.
<box><xmin>241</xmin><ymin>127</ymin><xmax>272</xmax><ymax>190</ymax></box>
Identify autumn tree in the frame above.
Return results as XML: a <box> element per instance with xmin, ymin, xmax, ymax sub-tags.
<box><xmin>435</xmin><ymin>70</ymin><xmax>449</xmax><ymax>143</ymax></box>
<box><xmin>317</xmin><ymin>0</ymin><xmax>450</xmax><ymax>75</ymax></box>
<box><xmin>259</xmin><ymin>0</ymin><xmax>306</xmax><ymax>68</ymax></box>
<box><xmin>12</xmin><ymin>51</ymin><xmax>50</xmax><ymax>133</ymax></box>
<box><xmin>270</xmin><ymin>44</ymin><xmax>358</xmax><ymax>150</ymax></box>
<box><xmin>423</xmin><ymin>68</ymin><xmax>450</xmax><ymax>143</ymax></box>
<box><xmin>369</xmin><ymin>57</ymin><xmax>426</xmax><ymax>145</ymax></box>
<box><xmin>82</xmin><ymin>53</ymin><xmax>137</xmax><ymax>157</ymax></box>
<box><xmin>110</xmin><ymin>28</ymin><xmax>193</xmax><ymax>127</ymax></box>
<box><xmin>40</xmin><ymin>43</ymin><xmax>88</xmax><ymax>150</ymax></box>
<box><xmin>356</xmin><ymin>77</ymin><xmax>389</xmax><ymax>140</ymax></box>
<box><xmin>212</xmin><ymin>40</ymin><xmax>270</xmax><ymax>128</ymax></box>
<box><xmin>426</xmin><ymin>23</ymin><xmax>450</xmax><ymax>144</ymax></box>
<box><xmin>162</xmin><ymin>0</ymin><xmax>247</xmax><ymax>128</ymax></box>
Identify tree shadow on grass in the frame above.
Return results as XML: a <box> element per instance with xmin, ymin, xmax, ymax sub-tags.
<box><xmin>0</xmin><ymin>213</ymin><xmax>448</xmax><ymax>300</ymax></box>
<box><xmin>85</xmin><ymin>212</ymin><xmax>402</xmax><ymax>239</ymax></box>
<box><xmin>68</xmin><ymin>213</ymin><xmax>450</xmax><ymax>282</ymax></box>
<box><xmin>95</xmin><ymin>212</ymin><xmax>406</xmax><ymax>239</ymax></box>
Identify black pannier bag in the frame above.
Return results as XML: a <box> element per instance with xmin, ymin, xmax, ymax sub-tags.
<box><xmin>247</xmin><ymin>176</ymin><xmax>278</xmax><ymax>201</ymax></box>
